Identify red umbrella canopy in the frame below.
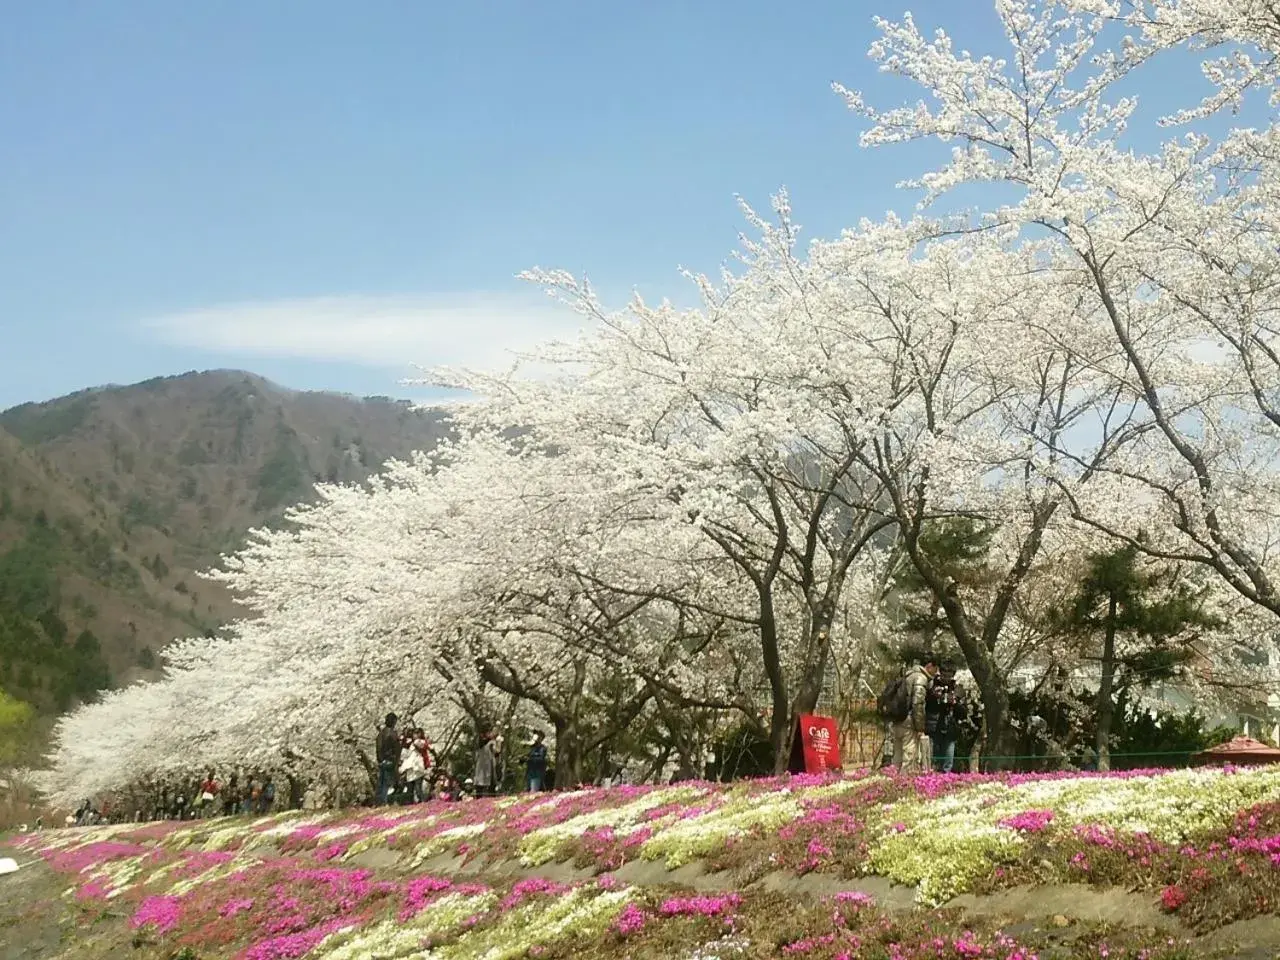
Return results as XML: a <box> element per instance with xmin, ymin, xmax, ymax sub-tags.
<box><xmin>1195</xmin><ymin>735</ymin><xmax>1280</xmax><ymax>764</ymax></box>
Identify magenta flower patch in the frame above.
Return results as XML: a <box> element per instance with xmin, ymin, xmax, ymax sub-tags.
<box><xmin>999</xmin><ymin>810</ymin><xmax>1056</xmax><ymax>833</ymax></box>
<box><xmin>131</xmin><ymin>895</ymin><xmax>182</xmax><ymax>933</ymax></box>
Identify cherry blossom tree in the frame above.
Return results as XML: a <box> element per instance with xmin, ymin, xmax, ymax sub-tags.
<box><xmin>841</xmin><ymin>0</ymin><xmax>1280</xmax><ymax>714</ymax></box>
<box><xmin>428</xmin><ymin>204</ymin><xmax>958</xmax><ymax>768</ymax></box>
<box><xmin>44</xmin><ymin>0</ymin><xmax>1280</xmax><ymax>801</ymax></box>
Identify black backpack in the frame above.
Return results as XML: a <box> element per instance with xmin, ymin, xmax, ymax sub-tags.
<box><xmin>877</xmin><ymin>674</ymin><xmax>911</xmax><ymax>723</ymax></box>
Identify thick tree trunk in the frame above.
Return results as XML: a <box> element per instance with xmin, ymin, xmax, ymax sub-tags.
<box><xmin>642</xmin><ymin>746</ymin><xmax>671</xmax><ymax>785</ymax></box>
<box><xmin>975</xmin><ymin>680</ymin><xmax>1013</xmax><ymax>771</ymax></box>
<box><xmin>782</xmin><ymin>608</ymin><xmax>837</xmax><ymax>774</ymax></box>
<box><xmin>1096</xmin><ymin>595</ymin><xmax>1119</xmax><ymax>772</ymax></box>
<box><xmin>969</xmin><ymin>718</ymin><xmax>985</xmax><ymax>773</ymax></box>
<box><xmin>760</xmin><ymin>587</ymin><xmax>793</xmax><ymax>774</ymax></box>
<box><xmin>790</xmin><ymin>596</ymin><xmax>837</xmax><ymax>721</ymax></box>
<box><xmin>553</xmin><ymin>719</ymin><xmax>583</xmax><ymax>789</ymax></box>
<box><xmin>287</xmin><ymin>774</ymin><xmax>304</xmax><ymax>811</ymax></box>
<box><xmin>933</xmin><ymin>597</ymin><xmax>1012</xmax><ymax>770</ymax></box>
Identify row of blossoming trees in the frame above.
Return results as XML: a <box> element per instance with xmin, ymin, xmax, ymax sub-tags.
<box><xmin>40</xmin><ymin>0</ymin><xmax>1280</xmax><ymax>805</ymax></box>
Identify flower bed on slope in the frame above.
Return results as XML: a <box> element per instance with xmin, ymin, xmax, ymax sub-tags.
<box><xmin>15</xmin><ymin>765</ymin><xmax>1280</xmax><ymax>942</ymax></box>
<box><xmin>4</xmin><ymin>835</ymin><xmax>1212</xmax><ymax>959</ymax></box>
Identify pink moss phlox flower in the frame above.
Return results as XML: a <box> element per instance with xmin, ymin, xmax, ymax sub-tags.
<box><xmin>220</xmin><ymin>897</ymin><xmax>256</xmax><ymax>918</ymax></box>
<box><xmin>614</xmin><ymin>902</ymin><xmax>647</xmax><ymax>935</ymax></box>
<box><xmin>783</xmin><ymin>932</ymin><xmax>837</xmax><ymax>954</ymax></box>
<box><xmin>282</xmin><ymin>824</ymin><xmax>328</xmax><ymax>846</ymax></box>
<box><xmin>500</xmin><ymin>876</ymin><xmax>567</xmax><ymax>910</ymax></box>
<box><xmin>1226</xmin><ymin>833</ymin><xmax>1280</xmax><ymax>857</ymax></box>
<box><xmin>264</xmin><ymin>912</ymin><xmax>311</xmax><ymax>936</ymax></box>
<box><xmin>657</xmin><ymin>893</ymin><xmax>742</xmax><ymax>918</ymax></box>
<box><xmin>1160</xmin><ymin>885</ymin><xmax>1188</xmax><ymax>912</ymax></box>
<box><xmin>620</xmin><ymin>827</ymin><xmax>653</xmax><ymax>849</ymax></box>
<box><xmin>242</xmin><ymin>916</ymin><xmax>354</xmax><ymax>960</ymax></box>
<box><xmin>47</xmin><ymin>840</ymin><xmax>148</xmax><ymax>875</ymax></box>
<box><xmin>355</xmin><ymin>816</ymin><xmax>406</xmax><ymax>832</ymax></box>
<box><xmin>799</xmin><ymin>803</ymin><xmax>855</xmax><ymax>826</ymax></box>
<box><xmin>999</xmin><ymin>810</ymin><xmax>1055</xmax><ymax>833</ymax></box>
<box><xmin>290</xmin><ymin>866</ymin><xmax>372</xmax><ymax>891</ymax></box>
<box><xmin>314</xmin><ymin>842</ymin><xmax>350</xmax><ymax>862</ymax></box>
<box><xmin>130</xmin><ymin>895</ymin><xmax>182</xmax><ymax>933</ymax></box>
<box><xmin>1073</xmin><ymin>824</ymin><xmax>1117</xmax><ymax>848</ymax></box>
<box><xmin>175</xmin><ymin>850</ymin><xmax>236</xmax><ymax>877</ymax></box>
<box><xmin>911</xmin><ymin>773</ymin><xmax>971</xmax><ymax>800</ymax></box>
<box><xmin>675</xmin><ymin>804</ymin><xmax>718</xmax><ymax>821</ymax></box>
<box><xmin>784</xmin><ymin>772</ymin><xmax>845</xmax><ymax>789</ymax></box>
<box><xmin>832</xmin><ymin>890</ymin><xmax>875</xmax><ymax>907</ymax></box>
<box><xmin>953</xmin><ymin>930</ymin><xmax>985</xmax><ymax>957</ymax></box>
<box><xmin>122</xmin><ymin>822</ymin><xmax>181</xmax><ymax>843</ymax></box>
<box><xmin>400</xmin><ymin>875</ymin><xmax>455</xmax><ymax>920</ymax></box>
<box><xmin>806</xmin><ymin>838</ymin><xmax>833</xmax><ymax>858</ymax></box>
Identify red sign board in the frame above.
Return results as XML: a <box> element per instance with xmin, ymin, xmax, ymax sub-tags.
<box><xmin>788</xmin><ymin>713</ymin><xmax>842</xmax><ymax>774</ymax></box>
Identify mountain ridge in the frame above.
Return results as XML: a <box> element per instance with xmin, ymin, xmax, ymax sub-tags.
<box><xmin>0</xmin><ymin>369</ymin><xmax>449</xmax><ymax>735</ymax></box>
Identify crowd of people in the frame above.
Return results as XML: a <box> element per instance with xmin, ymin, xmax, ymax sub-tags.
<box><xmin>58</xmin><ymin>772</ymin><xmax>279</xmax><ymax>827</ymax></box>
<box><xmin>50</xmin><ymin>664</ymin><xmax>1107</xmax><ymax>827</ymax></box>
<box><xmin>882</xmin><ymin>656</ymin><xmax>1103</xmax><ymax>775</ymax></box>
<box><xmin>148</xmin><ymin>771</ymin><xmax>279</xmax><ymax>820</ymax></box>
<box><xmin>883</xmin><ymin>657</ymin><xmax>972</xmax><ymax>775</ymax></box>
<box><xmin>373</xmin><ymin>714</ymin><xmax>553</xmax><ymax>805</ymax></box>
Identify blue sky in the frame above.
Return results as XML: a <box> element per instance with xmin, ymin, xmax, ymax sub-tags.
<box><xmin>0</xmin><ymin>1</ymin><xmax>1198</xmax><ymax>410</ymax></box>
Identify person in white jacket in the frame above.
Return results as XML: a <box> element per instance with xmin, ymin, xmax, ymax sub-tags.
<box><xmin>399</xmin><ymin>740</ymin><xmax>426</xmax><ymax>804</ymax></box>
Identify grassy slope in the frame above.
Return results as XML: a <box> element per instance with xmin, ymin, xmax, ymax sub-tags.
<box><xmin>9</xmin><ymin>769</ymin><xmax>1280</xmax><ymax>958</ymax></box>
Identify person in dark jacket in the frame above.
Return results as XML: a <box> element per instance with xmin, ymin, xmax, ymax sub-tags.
<box><xmin>926</xmin><ymin>661</ymin><xmax>968</xmax><ymax>773</ymax></box>
<box><xmin>375</xmin><ymin>713</ymin><xmax>401</xmax><ymax>805</ymax></box>
<box><xmin>524</xmin><ymin>732</ymin><xmax>548</xmax><ymax>792</ymax></box>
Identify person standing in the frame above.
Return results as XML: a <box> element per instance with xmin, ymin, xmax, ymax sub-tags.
<box><xmin>399</xmin><ymin>733</ymin><xmax>427</xmax><ymax>803</ymax></box>
<box><xmin>375</xmin><ymin>713</ymin><xmax>401</xmax><ymax>805</ymax></box>
<box><xmin>473</xmin><ymin>731</ymin><xmax>499</xmax><ymax>797</ymax></box>
<box><xmin>223</xmin><ymin>775</ymin><xmax>240</xmax><ymax>817</ymax></box>
<box><xmin>524</xmin><ymin>732</ymin><xmax>548</xmax><ymax>792</ymax></box>
<box><xmin>415</xmin><ymin>730</ymin><xmax>431</xmax><ymax>776</ymax></box>
<box><xmin>198</xmin><ymin>772</ymin><xmax>220</xmax><ymax>820</ymax></box>
<box><xmin>926</xmin><ymin>661</ymin><xmax>967</xmax><ymax>774</ymax></box>
<box><xmin>892</xmin><ymin>657</ymin><xmax>937</xmax><ymax>775</ymax></box>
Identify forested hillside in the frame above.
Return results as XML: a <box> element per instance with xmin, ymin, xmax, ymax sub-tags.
<box><xmin>0</xmin><ymin>370</ymin><xmax>447</xmax><ymax>751</ymax></box>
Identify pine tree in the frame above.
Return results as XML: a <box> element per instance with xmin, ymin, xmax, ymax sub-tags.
<box><xmin>1051</xmin><ymin>546</ymin><xmax>1220</xmax><ymax>771</ymax></box>
<box><xmin>891</xmin><ymin>517</ymin><xmax>996</xmax><ymax>656</ymax></box>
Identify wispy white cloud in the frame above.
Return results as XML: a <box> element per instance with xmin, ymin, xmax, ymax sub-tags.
<box><xmin>140</xmin><ymin>293</ymin><xmax>584</xmax><ymax>373</ymax></box>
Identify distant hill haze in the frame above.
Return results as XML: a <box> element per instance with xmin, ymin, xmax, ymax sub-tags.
<box><xmin>0</xmin><ymin>370</ymin><xmax>448</xmax><ymax>724</ymax></box>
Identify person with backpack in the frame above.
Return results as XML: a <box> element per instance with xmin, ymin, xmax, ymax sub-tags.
<box><xmin>925</xmin><ymin>660</ymin><xmax>967</xmax><ymax>773</ymax></box>
<box><xmin>879</xmin><ymin>656</ymin><xmax>938</xmax><ymax>775</ymax></box>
